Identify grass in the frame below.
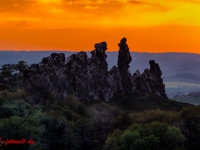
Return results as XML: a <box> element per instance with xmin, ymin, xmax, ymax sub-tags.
<box><xmin>105</xmin><ymin>92</ymin><xmax>190</xmax><ymax>112</ymax></box>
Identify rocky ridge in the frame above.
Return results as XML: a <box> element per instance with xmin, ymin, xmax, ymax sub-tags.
<box><xmin>2</xmin><ymin>38</ymin><xmax>167</xmax><ymax>103</ymax></box>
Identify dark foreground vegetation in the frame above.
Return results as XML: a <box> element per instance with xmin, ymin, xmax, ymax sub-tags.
<box><xmin>0</xmin><ymin>53</ymin><xmax>199</xmax><ymax>149</ymax></box>
<box><xmin>0</xmin><ymin>88</ymin><xmax>200</xmax><ymax>150</ymax></box>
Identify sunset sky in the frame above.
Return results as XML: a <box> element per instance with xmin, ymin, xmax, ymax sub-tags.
<box><xmin>0</xmin><ymin>0</ymin><xmax>200</xmax><ymax>53</ymax></box>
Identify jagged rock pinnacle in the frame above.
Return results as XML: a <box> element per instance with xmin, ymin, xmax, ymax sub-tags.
<box><xmin>90</xmin><ymin>41</ymin><xmax>108</xmax><ymax>68</ymax></box>
<box><xmin>118</xmin><ymin>37</ymin><xmax>132</xmax><ymax>73</ymax></box>
<box><xmin>42</xmin><ymin>53</ymin><xmax>65</xmax><ymax>65</ymax></box>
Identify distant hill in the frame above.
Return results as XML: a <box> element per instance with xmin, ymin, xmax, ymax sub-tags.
<box><xmin>141</xmin><ymin>53</ymin><xmax>200</xmax><ymax>78</ymax></box>
<box><xmin>0</xmin><ymin>51</ymin><xmax>75</xmax><ymax>65</ymax></box>
<box><xmin>174</xmin><ymin>92</ymin><xmax>200</xmax><ymax>106</ymax></box>
<box><xmin>107</xmin><ymin>52</ymin><xmax>200</xmax><ymax>78</ymax></box>
<box><xmin>1</xmin><ymin>51</ymin><xmax>200</xmax><ymax>78</ymax></box>
<box><xmin>164</xmin><ymin>73</ymin><xmax>200</xmax><ymax>98</ymax></box>
<box><xmin>164</xmin><ymin>73</ymin><xmax>200</xmax><ymax>84</ymax></box>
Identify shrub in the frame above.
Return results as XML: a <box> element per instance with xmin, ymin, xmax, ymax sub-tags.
<box><xmin>64</xmin><ymin>110</ymin><xmax>74</xmax><ymax>121</ymax></box>
<box><xmin>0</xmin><ymin>115</ymin><xmax>44</xmax><ymax>150</ymax></box>
<box><xmin>180</xmin><ymin>106</ymin><xmax>200</xmax><ymax>150</ymax></box>
<box><xmin>65</xmin><ymin>94</ymin><xmax>80</xmax><ymax>111</ymax></box>
<box><xmin>130</xmin><ymin>109</ymin><xmax>180</xmax><ymax>125</ymax></box>
<box><xmin>76</xmin><ymin>104</ymin><xmax>87</xmax><ymax>116</ymax></box>
<box><xmin>47</xmin><ymin>91</ymin><xmax>57</xmax><ymax>103</ymax></box>
<box><xmin>3</xmin><ymin>88</ymin><xmax>29</xmax><ymax>101</ymax></box>
<box><xmin>0</xmin><ymin>99</ymin><xmax>32</xmax><ymax>118</ymax></box>
<box><xmin>0</xmin><ymin>94</ymin><xmax>6</xmax><ymax>105</ymax></box>
<box><xmin>115</xmin><ymin>113</ymin><xmax>132</xmax><ymax>130</ymax></box>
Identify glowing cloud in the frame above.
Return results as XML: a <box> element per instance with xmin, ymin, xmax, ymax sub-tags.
<box><xmin>39</xmin><ymin>0</ymin><xmax>62</xmax><ymax>4</ymax></box>
<box><xmin>84</xmin><ymin>5</ymin><xmax>99</xmax><ymax>9</ymax></box>
<box><xmin>0</xmin><ymin>0</ymin><xmax>200</xmax><ymax>53</ymax></box>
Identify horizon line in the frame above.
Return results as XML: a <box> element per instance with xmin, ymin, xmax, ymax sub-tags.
<box><xmin>0</xmin><ymin>50</ymin><xmax>199</xmax><ymax>55</ymax></box>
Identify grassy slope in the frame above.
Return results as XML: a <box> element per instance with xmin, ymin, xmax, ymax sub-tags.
<box><xmin>89</xmin><ymin>92</ymin><xmax>191</xmax><ymax>113</ymax></box>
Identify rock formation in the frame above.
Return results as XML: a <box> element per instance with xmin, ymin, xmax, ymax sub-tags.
<box><xmin>116</xmin><ymin>37</ymin><xmax>133</xmax><ymax>95</ymax></box>
<box><xmin>118</xmin><ymin>37</ymin><xmax>132</xmax><ymax>73</ymax></box>
<box><xmin>1</xmin><ymin>38</ymin><xmax>167</xmax><ymax>103</ymax></box>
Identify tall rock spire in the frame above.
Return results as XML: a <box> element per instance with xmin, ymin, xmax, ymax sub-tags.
<box><xmin>117</xmin><ymin>37</ymin><xmax>132</xmax><ymax>73</ymax></box>
<box><xmin>117</xmin><ymin>38</ymin><xmax>133</xmax><ymax>94</ymax></box>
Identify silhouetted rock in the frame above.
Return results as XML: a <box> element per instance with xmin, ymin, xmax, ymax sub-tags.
<box><xmin>65</xmin><ymin>51</ymin><xmax>88</xmax><ymax>101</ymax></box>
<box><xmin>42</xmin><ymin>53</ymin><xmax>65</xmax><ymax>65</ymax></box>
<box><xmin>87</xmin><ymin>42</ymin><xmax>113</xmax><ymax>102</ymax></box>
<box><xmin>1</xmin><ymin>38</ymin><xmax>167</xmax><ymax>103</ymax></box>
<box><xmin>116</xmin><ymin>38</ymin><xmax>133</xmax><ymax>94</ymax></box>
<box><xmin>118</xmin><ymin>37</ymin><xmax>132</xmax><ymax>73</ymax></box>
<box><xmin>132</xmin><ymin>61</ymin><xmax>167</xmax><ymax>98</ymax></box>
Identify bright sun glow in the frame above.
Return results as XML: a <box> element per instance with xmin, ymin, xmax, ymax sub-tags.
<box><xmin>39</xmin><ymin>0</ymin><xmax>62</xmax><ymax>4</ymax></box>
<box><xmin>0</xmin><ymin>0</ymin><xmax>200</xmax><ymax>53</ymax></box>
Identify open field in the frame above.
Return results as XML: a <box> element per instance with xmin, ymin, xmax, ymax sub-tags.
<box><xmin>164</xmin><ymin>81</ymin><xmax>200</xmax><ymax>98</ymax></box>
<box><xmin>174</xmin><ymin>92</ymin><xmax>200</xmax><ymax>106</ymax></box>
<box><xmin>164</xmin><ymin>82</ymin><xmax>200</xmax><ymax>88</ymax></box>
<box><xmin>164</xmin><ymin>82</ymin><xmax>200</xmax><ymax>105</ymax></box>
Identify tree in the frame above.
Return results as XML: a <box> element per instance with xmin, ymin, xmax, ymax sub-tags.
<box><xmin>41</xmin><ymin>118</ymin><xmax>76</xmax><ymax>150</ymax></box>
<box><xmin>103</xmin><ymin>128</ymin><xmax>123</xmax><ymax>150</ymax></box>
<box><xmin>104</xmin><ymin>122</ymin><xmax>185</xmax><ymax>150</ymax></box>
<box><xmin>14</xmin><ymin>60</ymin><xmax>28</xmax><ymax>72</ymax></box>
<box><xmin>0</xmin><ymin>61</ymin><xmax>28</xmax><ymax>81</ymax></box>
<box><xmin>0</xmin><ymin>116</ymin><xmax>44</xmax><ymax>150</ymax></box>
<box><xmin>76</xmin><ymin>104</ymin><xmax>87</xmax><ymax>116</ymax></box>
<box><xmin>182</xmin><ymin>112</ymin><xmax>200</xmax><ymax>150</ymax></box>
<box><xmin>0</xmin><ymin>64</ymin><xmax>14</xmax><ymax>80</ymax></box>
<box><xmin>47</xmin><ymin>91</ymin><xmax>57</xmax><ymax>103</ymax></box>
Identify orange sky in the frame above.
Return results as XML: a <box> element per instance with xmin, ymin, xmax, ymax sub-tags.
<box><xmin>0</xmin><ymin>0</ymin><xmax>200</xmax><ymax>53</ymax></box>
